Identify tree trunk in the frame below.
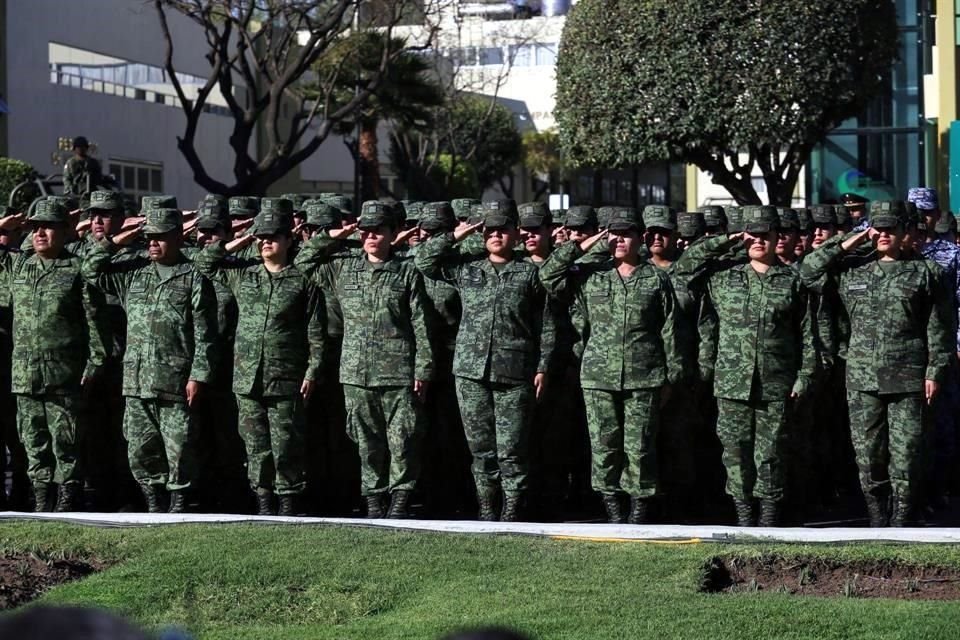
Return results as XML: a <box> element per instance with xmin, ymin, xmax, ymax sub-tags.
<box><xmin>359</xmin><ymin>119</ymin><xmax>381</xmax><ymax>202</ymax></box>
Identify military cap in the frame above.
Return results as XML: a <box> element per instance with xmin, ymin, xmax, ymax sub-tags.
<box><xmin>300</xmin><ymin>200</ymin><xmax>339</xmax><ymax>229</ymax></box>
<box><xmin>452</xmin><ymin>198</ymin><xmax>481</xmax><ymax>221</ymax></box>
<box><xmin>697</xmin><ymin>205</ymin><xmax>727</xmax><ymax>229</ymax></box>
<box><xmin>401</xmin><ymin>201</ymin><xmax>426</xmax><ymax>224</ymax></box>
<box><xmin>834</xmin><ymin>203</ymin><xmax>851</xmax><ymax>227</ymax></box>
<box><xmin>642</xmin><ymin>205</ymin><xmax>676</xmax><ymax>231</ymax></box>
<box><xmin>518</xmin><ymin>202</ymin><xmax>552</xmax><ymax>228</ymax></box>
<box><xmin>742</xmin><ymin>205</ymin><xmax>780</xmax><ymax>234</ymax></box>
<box><xmin>281</xmin><ymin>193</ymin><xmax>310</xmax><ymax>212</ymax></box>
<box><xmin>358</xmin><ymin>200</ymin><xmax>399</xmax><ymax>230</ymax></box>
<box><xmin>481</xmin><ymin>199</ymin><xmax>519</xmax><ymax>229</ymax></box>
<box><xmin>321</xmin><ymin>194</ymin><xmax>353</xmax><ymax>216</ymax></box>
<box><xmin>253</xmin><ymin>209</ymin><xmax>293</xmax><ymax>237</ymax></box>
<box><xmin>564</xmin><ymin>205</ymin><xmax>598</xmax><ymax>229</ymax></box>
<box><xmin>795</xmin><ymin>207</ymin><xmax>812</xmax><ymax>232</ymax></box>
<box><xmin>725</xmin><ymin>206</ymin><xmax>744</xmax><ymax>233</ymax></box>
<box><xmin>86</xmin><ymin>190</ymin><xmax>125</xmax><ymax>212</ymax></box>
<box><xmin>869</xmin><ymin>200</ymin><xmax>907</xmax><ymax>229</ymax></box>
<box><xmin>607</xmin><ymin>207</ymin><xmax>642</xmax><ymax>232</ymax></box>
<box><xmin>72</xmin><ymin>136</ymin><xmax>89</xmax><ymax>149</ymax></box>
<box><xmin>841</xmin><ymin>192</ymin><xmax>868</xmax><ymax>207</ymax></box>
<box><xmin>467</xmin><ymin>204</ymin><xmax>485</xmax><ymax>225</ymax></box>
<box><xmin>319</xmin><ymin>192</ymin><xmax>341</xmax><ymax>199</ymax></box>
<box><xmin>809</xmin><ymin>204</ymin><xmax>837</xmax><ymax>226</ymax></box>
<box><xmin>140</xmin><ymin>194</ymin><xmax>178</xmax><ymax>214</ymax></box>
<box><xmin>196</xmin><ymin>203</ymin><xmax>231</xmax><ymax>231</ymax></box>
<box><xmin>677</xmin><ymin>211</ymin><xmax>705</xmax><ymax>239</ymax></box>
<box><xmin>259</xmin><ymin>197</ymin><xmax>294</xmax><ymax>217</ymax></box>
<box><xmin>198</xmin><ymin>193</ymin><xmax>228</xmax><ymax>209</ymax></box>
<box><xmin>597</xmin><ymin>206</ymin><xmax>617</xmax><ymax>230</ymax></box>
<box><xmin>420</xmin><ymin>202</ymin><xmax>456</xmax><ymax>232</ymax></box>
<box><xmin>935</xmin><ymin>212</ymin><xmax>957</xmax><ymax>235</ymax></box>
<box><xmin>46</xmin><ymin>195</ymin><xmax>79</xmax><ymax>212</ymax></box>
<box><xmin>550</xmin><ymin>209</ymin><xmax>565</xmax><ymax>226</ymax></box>
<box><xmin>776</xmin><ymin>207</ymin><xmax>799</xmax><ymax>231</ymax></box>
<box><xmin>29</xmin><ymin>198</ymin><xmax>70</xmax><ymax>224</ymax></box>
<box><xmin>907</xmin><ymin>187</ymin><xmax>939</xmax><ymax>211</ymax></box>
<box><xmin>904</xmin><ymin>201</ymin><xmax>921</xmax><ymax>228</ymax></box>
<box><xmin>228</xmin><ymin>196</ymin><xmax>259</xmax><ymax>218</ymax></box>
<box><xmin>142</xmin><ymin>208</ymin><xmax>183</xmax><ymax>235</ymax></box>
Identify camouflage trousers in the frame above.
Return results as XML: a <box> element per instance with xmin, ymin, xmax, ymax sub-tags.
<box><xmin>343</xmin><ymin>384</ymin><xmax>424</xmax><ymax>497</ymax></box>
<box><xmin>236</xmin><ymin>393</ymin><xmax>306</xmax><ymax>496</ymax></box>
<box><xmin>454</xmin><ymin>377</ymin><xmax>535</xmax><ymax>496</ymax></box>
<box><xmin>581</xmin><ymin>387</ymin><xmax>660</xmax><ymax>498</ymax></box>
<box><xmin>0</xmin><ymin>391</ymin><xmax>28</xmax><ymax>494</ymax></box>
<box><xmin>16</xmin><ymin>393</ymin><xmax>83</xmax><ymax>485</ymax></box>
<box><xmin>847</xmin><ymin>390</ymin><xmax>925</xmax><ymax>503</ymax></box>
<box><xmin>715</xmin><ymin>397</ymin><xmax>789</xmax><ymax>502</ymax></box>
<box><xmin>123</xmin><ymin>397</ymin><xmax>199</xmax><ymax>491</ymax></box>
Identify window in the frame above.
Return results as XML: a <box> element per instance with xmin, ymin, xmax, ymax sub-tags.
<box><xmin>535</xmin><ymin>44</ymin><xmax>558</xmax><ymax>66</ymax></box>
<box><xmin>110</xmin><ymin>158</ymin><xmax>164</xmax><ymax>202</ymax></box>
<box><xmin>479</xmin><ymin>46</ymin><xmax>504</xmax><ymax>66</ymax></box>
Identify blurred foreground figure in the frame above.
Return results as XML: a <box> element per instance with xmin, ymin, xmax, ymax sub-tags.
<box><xmin>0</xmin><ymin>606</ymin><xmax>152</xmax><ymax>640</ymax></box>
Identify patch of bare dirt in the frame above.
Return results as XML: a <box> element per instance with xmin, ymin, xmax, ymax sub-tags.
<box><xmin>0</xmin><ymin>552</ymin><xmax>102</xmax><ymax>610</ymax></box>
<box><xmin>700</xmin><ymin>554</ymin><xmax>960</xmax><ymax>600</ymax></box>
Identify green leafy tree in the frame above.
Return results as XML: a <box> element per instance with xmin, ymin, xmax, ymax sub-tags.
<box><xmin>0</xmin><ymin>158</ymin><xmax>35</xmax><ymax>211</ymax></box>
<box><xmin>555</xmin><ymin>0</ymin><xmax>899</xmax><ymax>205</ymax></box>
<box><xmin>522</xmin><ymin>129</ymin><xmax>565</xmax><ymax>201</ymax></box>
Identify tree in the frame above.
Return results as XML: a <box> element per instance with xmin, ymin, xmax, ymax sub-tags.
<box><xmin>522</xmin><ymin>129</ymin><xmax>564</xmax><ymax>201</ymax></box>
<box><xmin>316</xmin><ymin>32</ymin><xmax>445</xmax><ymax>202</ymax></box>
<box><xmin>555</xmin><ymin>0</ymin><xmax>899</xmax><ymax>205</ymax></box>
<box><xmin>154</xmin><ymin>0</ymin><xmax>427</xmax><ymax>196</ymax></box>
<box><xmin>0</xmin><ymin>158</ymin><xmax>35</xmax><ymax>211</ymax></box>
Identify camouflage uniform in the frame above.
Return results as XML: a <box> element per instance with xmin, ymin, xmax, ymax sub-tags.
<box><xmin>1</xmin><ymin>200</ymin><xmax>106</xmax><ymax>510</ymax></box>
<box><xmin>82</xmin><ymin>209</ymin><xmax>218</xmax><ymax>507</ymax></box>
<box><xmin>799</xmin><ymin>201</ymin><xmax>954</xmax><ymax>525</ymax></box>
<box><xmin>194</xmin><ymin>209</ymin><xmax>324</xmax><ymax>510</ymax></box>
<box><xmin>674</xmin><ymin>206</ymin><xmax>817</xmax><ymax>525</ymax></box>
<box><xmin>63</xmin><ymin>154</ymin><xmax>103</xmax><ymax>197</ymax></box>
<box><xmin>416</xmin><ymin>200</ymin><xmax>555</xmax><ymax>518</ymax></box>
<box><xmin>540</xmin><ymin>207</ymin><xmax>684</xmax><ymax>522</ymax></box>
<box><xmin>295</xmin><ymin>202</ymin><xmax>433</xmax><ymax>512</ymax></box>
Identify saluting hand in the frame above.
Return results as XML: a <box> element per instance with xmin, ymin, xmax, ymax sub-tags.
<box><xmin>578</xmin><ymin>229</ymin><xmax>608</xmax><ymax>253</ymax></box>
<box><xmin>393</xmin><ymin>226</ymin><xmax>419</xmax><ymax>246</ymax></box>
<box><xmin>121</xmin><ymin>216</ymin><xmax>145</xmax><ymax>231</ymax></box>
<box><xmin>0</xmin><ymin>212</ymin><xmax>25</xmax><ymax>231</ymax></box>
<box><xmin>841</xmin><ymin>228</ymin><xmax>872</xmax><ymax>252</ymax></box>
<box><xmin>454</xmin><ymin>221</ymin><xmax>483</xmax><ymax>243</ymax></box>
<box><xmin>329</xmin><ymin>223</ymin><xmax>358</xmax><ymax>240</ymax></box>
<box><xmin>112</xmin><ymin>226</ymin><xmax>143</xmax><ymax>246</ymax></box>
<box><xmin>225</xmin><ymin>233</ymin><xmax>256</xmax><ymax>254</ymax></box>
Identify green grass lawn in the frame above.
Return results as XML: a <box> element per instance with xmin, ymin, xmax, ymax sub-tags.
<box><xmin>1</xmin><ymin>521</ymin><xmax>960</xmax><ymax>639</ymax></box>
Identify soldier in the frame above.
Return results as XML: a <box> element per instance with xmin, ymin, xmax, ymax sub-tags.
<box><xmin>0</xmin><ymin>200</ymin><xmax>106</xmax><ymax>511</ymax></box>
<box><xmin>540</xmin><ymin>207</ymin><xmax>683</xmax><ymax>523</ymax></box>
<box><xmin>597</xmin><ymin>206</ymin><xmax>616</xmax><ymax>231</ymax></box>
<box><xmin>82</xmin><ymin>208</ymin><xmax>218</xmax><ymax>513</ymax></box>
<box><xmin>320</xmin><ymin>194</ymin><xmax>357</xmax><ymax>227</ymax></box>
<box><xmin>282</xmin><ymin>194</ymin><xmax>309</xmax><ymax>232</ymax></box>
<box><xmin>775</xmin><ymin>208</ymin><xmax>800</xmax><ymax>268</ymax></box>
<box><xmin>518</xmin><ymin>202</ymin><xmax>553</xmax><ymax>264</ymax></box>
<box><xmin>62</xmin><ymin>136</ymin><xmax>103</xmax><ymax>197</ymax></box>
<box><xmin>799</xmin><ymin>201</ymin><xmax>953</xmax><ymax>526</ymax></box>
<box><xmin>841</xmin><ymin>193</ymin><xmax>870</xmax><ymax>231</ymax></box>
<box><xmin>835</xmin><ymin>198</ymin><xmax>855</xmax><ymax>234</ymax></box>
<box><xmin>0</xmin><ymin>209</ymin><xmax>28</xmax><ymax>510</ymax></box>
<box><xmin>676</xmin><ymin>211</ymin><xmax>705</xmax><ymax>252</ymax></box>
<box><xmin>796</xmin><ymin>208</ymin><xmax>814</xmax><ymax>259</ymax></box>
<box><xmin>698</xmin><ymin>205</ymin><xmax>728</xmax><ymax>237</ymax></box>
<box><xmin>674</xmin><ymin>205</ymin><xmax>816</xmax><ymax>527</ymax></box>
<box><xmin>936</xmin><ymin>210</ymin><xmax>958</xmax><ymax>244</ymax></box>
<box><xmin>452</xmin><ymin>199</ymin><xmax>481</xmax><ymax>224</ymax></box>
<box><xmin>194</xmin><ymin>206</ymin><xmax>324</xmax><ymax>516</ymax></box>
<box><xmin>296</xmin><ymin>201</ymin><xmax>432</xmax><ymax>519</ymax></box>
<box><xmin>725</xmin><ymin>206</ymin><xmax>744</xmax><ymax>234</ymax></box>
<box><xmin>416</xmin><ymin>200</ymin><xmax>554</xmax><ymax>521</ymax></box>
<box><xmin>562</xmin><ymin>206</ymin><xmax>598</xmax><ymax>245</ymax></box>
<box><xmin>228</xmin><ymin>196</ymin><xmax>259</xmax><ymax>225</ymax></box>
<box><xmin>550</xmin><ymin>209</ymin><xmax>568</xmax><ymax>246</ymax></box>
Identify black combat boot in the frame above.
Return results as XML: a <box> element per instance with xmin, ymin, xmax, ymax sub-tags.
<box><xmin>54</xmin><ymin>483</ymin><xmax>83</xmax><ymax>512</ymax></box>
<box><xmin>734</xmin><ymin>498</ymin><xmax>756</xmax><ymax>527</ymax></box>
<box><xmin>627</xmin><ymin>497</ymin><xmax>653</xmax><ymax>525</ymax></box>
<box><xmin>32</xmin><ymin>482</ymin><xmax>52</xmax><ymax>513</ymax></box>
<box><xmin>386</xmin><ymin>490</ymin><xmax>412</xmax><ymax>519</ymax></box>
<box><xmin>758</xmin><ymin>499</ymin><xmax>781</xmax><ymax>527</ymax></box>
<box><xmin>366</xmin><ymin>494</ymin><xmax>387</xmax><ymax>519</ymax></box>
<box><xmin>140</xmin><ymin>484</ymin><xmax>164</xmax><ymax>514</ymax></box>
<box><xmin>255</xmin><ymin>488</ymin><xmax>275</xmax><ymax>516</ymax></box>
<box><xmin>501</xmin><ymin>493</ymin><xmax>522</xmax><ymax>522</ymax></box>
<box><xmin>278</xmin><ymin>495</ymin><xmax>299</xmax><ymax>517</ymax></box>
<box><xmin>168</xmin><ymin>490</ymin><xmax>189</xmax><ymax>514</ymax></box>
<box><xmin>603</xmin><ymin>494</ymin><xmax>626</xmax><ymax>524</ymax></box>
<box><xmin>864</xmin><ymin>494</ymin><xmax>889</xmax><ymax>528</ymax></box>
<box><xmin>889</xmin><ymin>494</ymin><xmax>912</xmax><ymax>528</ymax></box>
<box><xmin>477</xmin><ymin>488</ymin><xmax>498</xmax><ymax>521</ymax></box>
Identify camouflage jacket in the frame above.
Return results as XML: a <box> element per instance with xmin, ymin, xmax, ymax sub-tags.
<box><xmin>194</xmin><ymin>244</ymin><xmax>324</xmax><ymax>396</ymax></box>
<box><xmin>799</xmin><ymin>235</ymin><xmax>953</xmax><ymax>393</ymax></box>
<box><xmin>63</xmin><ymin>156</ymin><xmax>103</xmax><ymax>196</ymax></box>
<box><xmin>674</xmin><ymin>235</ymin><xmax>817</xmax><ymax>401</ymax></box>
<box><xmin>920</xmin><ymin>238</ymin><xmax>960</xmax><ymax>352</ymax></box>
<box><xmin>408</xmin><ymin>242</ymin><xmax>462</xmax><ymax>354</ymax></box>
<box><xmin>0</xmin><ymin>246</ymin><xmax>105</xmax><ymax>395</ymax></box>
<box><xmin>415</xmin><ymin>233</ymin><xmax>554</xmax><ymax>385</ymax></box>
<box><xmin>82</xmin><ymin>240</ymin><xmax>218</xmax><ymax>400</ymax></box>
<box><xmin>539</xmin><ymin>242</ymin><xmax>683</xmax><ymax>391</ymax></box>
<box><xmin>295</xmin><ymin>236</ymin><xmax>433</xmax><ymax>387</ymax></box>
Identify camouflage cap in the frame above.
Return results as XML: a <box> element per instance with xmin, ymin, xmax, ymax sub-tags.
<box><xmin>198</xmin><ymin>193</ymin><xmax>228</xmax><ymax>210</ymax></box>
<box><xmin>697</xmin><ymin>205</ymin><xmax>727</xmax><ymax>229</ymax></box>
<box><xmin>904</xmin><ymin>201</ymin><xmax>920</xmax><ymax>228</ymax></box>
<box><xmin>259</xmin><ymin>197</ymin><xmax>294</xmax><ymax>217</ymax></box>
<box><xmin>228</xmin><ymin>196</ymin><xmax>259</xmax><ymax>218</ymax></box>
<box><xmin>907</xmin><ymin>187</ymin><xmax>939</xmax><ymax>211</ymax></box>
<box><xmin>597</xmin><ymin>206</ymin><xmax>618</xmax><ymax>230</ymax></box>
<box><xmin>196</xmin><ymin>203</ymin><xmax>231</xmax><ymax>231</ymax></box>
<box><xmin>869</xmin><ymin>200</ymin><xmax>907</xmax><ymax>229</ymax></box>
<box><xmin>86</xmin><ymin>190</ymin><xmax>125</xmax><ymax>212</ymax></box>
<box><xmin>564</xmin><ymin>205</ymin><xmax>598</xmax><ymax>229</ymax></box>
<box><xmin>482</xmin><ymin>199</ymin><xmax>519</xmax><ymax>229</ymax></box>
<box><xmin>607</xmin><ymin>207</ymin><xmax>642</xmax><ymax>232</ymax></box>
<box><xmin>420</xmin><ymin>201</ymin><xmax>456</xmax><ymax>232</ymax></box>
<box><xmin>677</xmin><ymin>211</ymin><xmax>705</xmax><ymax>239</ymax></box>
<box><xmin>401</xmin><ymin>200</ymin><xmax>426</xmax><ymax>224</ymax></box>
<box><xmin>809</xmin><ymin>204</ymin><xmax>837</xmax><ymax>226</ymax></box>
<box><xmin>725</xmin><ymin>206</ymin><xmax>744</xmax><ymax>233</ymax></box>
<box><xmin>518</xmin><ymin>201</ymin><xmax>551</xmax><ymax>228</ymax></box>
<box><xmin>142</xmin><ymin>208</ymin><xmax>183</xmax><ymax>235</ymax></box>
<box><xmin>467</xmin><ymin>204</ymin><xmax>485</xmax><ymax>225</ymax></box>
<box><xmin>935</xmin><ymin>212</ymin><xmax>957</xmax><ymax>235</ymax></box>
<box><xmin>834</xmin><ymin>203</ymin><xmax>852</xmax><ymax>227</ymax></box>
<box><xmin>796</xmin><ymin>207</ymin><xmax>812</xmax><ymax>232</ymax></box>
<box><xmin>641</xmin><ymin>205</ymin><xmax>676</xmax><ymax>231</ymax></box>
<box><xmin>742</xmin><ymin>205</ymin><xmax>780</xmax><ymax>234</ymax></box>
<box><xmin>452</xmin><ymin>198</ymin><xmax>481</xmax><ymax>221</ymax></box>
<box><xmin>550</xmin><ymin>209</ymin><xmax>565</xmax><ymax>226</ymax></box>
<box><xmin>302</xmin><ymin>200</ymin><xmax>342</xmax><ymax>228</ymax></box>
<box><xmin>776</xmin><ymin>207</ymin><xmax>799</xmax><ymax>231</ymax></box>
<box><xmin>358</xmin><ymin>200</ymin><xmax>399</xmax><ymax>230</ymax></box>
<box><xmin>281</xmin><ymin>193</ymin><xmax>310</xmax><ymax>212</ymax></box>
<box><xmin>321</xmin><ymin>195</ymin><xmax>353</xmax><ymax>216</ymax></box>
<box><xmin>29</xmin><ymin>198</ymin><xmax>70</xmax><ymax>224</ymax></box>
<box><xmin>253</xmin><ymin>209</ymin><xmax>293</xmax><ymax>237</ymax></box>
<box><xmin>140</xmin><ymin>194</ymin><xmax>178</xmax><ymax>214</ymax></box>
